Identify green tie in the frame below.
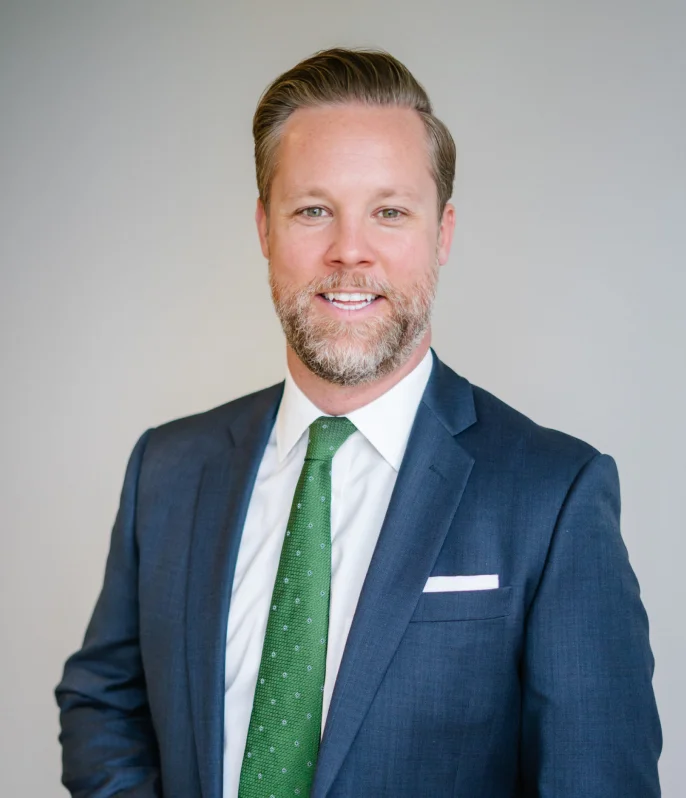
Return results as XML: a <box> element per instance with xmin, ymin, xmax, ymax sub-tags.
<box><xmin>238</xmin><ymin>415</ymin><xmax>356</xmax><ymax>798</ymax></box>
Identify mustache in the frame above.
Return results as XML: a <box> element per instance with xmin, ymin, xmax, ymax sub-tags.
<box><xmin>304</xmin><ymin>271</ymin><xmax>394</xmax><ymax>299</ymax></box>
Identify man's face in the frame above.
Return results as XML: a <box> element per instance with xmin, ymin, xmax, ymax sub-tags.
<box><xmin>256</xmin><ymin>103</ymin><xmax>455</xmax><ymax>386</ymax></box>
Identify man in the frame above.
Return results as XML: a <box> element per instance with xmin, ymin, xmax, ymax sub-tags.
<box><xmin>56</xmin><ymin>48</ymin><xmax>661</xmax><ymax>797</ymax></box>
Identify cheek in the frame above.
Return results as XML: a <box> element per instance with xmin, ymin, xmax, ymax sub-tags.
<box><xmin>270</xmin><ymin>229</ymin><xmax>325</xmax><ymax>280</ymax></box>
<box><xmin>376</xmin><ymin>231</ymin><xmax>435</xmax><ymax>280</ymax></box>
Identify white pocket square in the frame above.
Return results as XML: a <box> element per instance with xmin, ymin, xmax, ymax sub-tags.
<box><xmin>423</xmin><ymin>574</ymin><xmax>499</xmax><ymax>592</ymax></box>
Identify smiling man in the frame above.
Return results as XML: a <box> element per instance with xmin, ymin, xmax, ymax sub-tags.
<box><xmin>56</xmin><ymin>49</ymin><xmax>661</xmax><ymax>798</ymax></box>
<box><xmin>261</xmin><ymin>99</ymin><xmax>451</xmax><ymax>403</ymax></box>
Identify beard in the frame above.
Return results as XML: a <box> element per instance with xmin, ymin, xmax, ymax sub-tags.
<box><xmin>269</xmin><ymin>264</ymin><xmax>438</xmax><ymax>387</ymax></box>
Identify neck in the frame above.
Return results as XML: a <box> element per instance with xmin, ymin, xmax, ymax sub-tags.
<box><xmin>286</xmin><ymin>330</ymin><xmax>432</xmax><ymax>416</ymax></box>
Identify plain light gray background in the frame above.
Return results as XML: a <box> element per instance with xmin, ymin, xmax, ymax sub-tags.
<box><xmin>2</xmin><ymin>1</ymin><xmax>684</xmax><ymax>795</ymax></box>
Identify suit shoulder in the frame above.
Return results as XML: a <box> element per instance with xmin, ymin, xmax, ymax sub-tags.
<box><xmin>466</xmin><ymin>381</ymin><xmax>601</xmax><ymax>472</ymax></box>
<box><xmin>142</xmin><ymin>381</ymin><xmax>283</xmax><ymax>460</ymax></box>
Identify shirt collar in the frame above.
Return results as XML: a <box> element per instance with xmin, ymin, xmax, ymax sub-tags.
<box><xmin>276</xmin><ymin>349</ymin><xmax>434</xmax><ymax>471</ymax></box>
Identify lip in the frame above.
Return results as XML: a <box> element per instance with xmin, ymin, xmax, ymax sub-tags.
<box><xmin>318</xmin><ymin>289</ymin><xmax>384</xmax><ymax>295</ymax></box>
<box><xmin>315</xmin><ymin>294</ymin><xmax>385</xmax><ymax>316</ymax></box>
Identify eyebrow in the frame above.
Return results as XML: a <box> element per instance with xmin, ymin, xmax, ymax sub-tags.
<box><xmin>281</xmin><ymin>187</ymin><xmax>423</xmax><ymax>203</ymax></box>
<box><xmin>374</xmin><ymin>188</ymin><xmax>422</xmax><ymax>202</ymax></box>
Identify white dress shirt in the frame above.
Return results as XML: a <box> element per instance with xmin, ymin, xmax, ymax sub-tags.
<box><xmin>222</xmin><ymin>349</ymin><xmax>434</xmax><ymax>798</ymax></box>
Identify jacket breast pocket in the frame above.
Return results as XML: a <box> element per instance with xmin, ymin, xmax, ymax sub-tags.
<box><xmin>409</xmin><ymin>586</ymin><xmax>512</xmax><ymax>622</ymax></box>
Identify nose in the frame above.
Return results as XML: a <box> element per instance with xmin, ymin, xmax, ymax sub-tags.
<box><xmin>324</xmin><ymin>214</ymin><xmax>375</xmax><ymax>269</ymax></box>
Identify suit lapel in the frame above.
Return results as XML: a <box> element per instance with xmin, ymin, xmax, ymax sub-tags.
<box><xmin>312</xmin><ymin>355</ymin><xmax>477</xmax><ymax>797</ymax></box>
<box><xmin>185</xmin><ymin>384</ymin><xmax>283</xmax><ymax>798</ymax></box>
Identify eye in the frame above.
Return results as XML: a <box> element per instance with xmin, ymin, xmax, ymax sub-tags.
<box><xmin>298</xmin><ymin>207</ymin><xmax>330</xmax><ymax>218</ymax></box>
<box><xmin>378</xmin><ymin>208</ymin><xmax>403</xmax><ymax>220</ymax></box>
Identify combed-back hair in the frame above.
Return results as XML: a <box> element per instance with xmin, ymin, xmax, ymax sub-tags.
<box><xmin>253</xmin><ymin>48</ymin><xmax>456</xmax><ymax>215</ymax></box>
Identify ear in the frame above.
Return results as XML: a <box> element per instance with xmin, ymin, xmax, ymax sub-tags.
<box><xmin>436</xmin><ymin>203</ymin><xmax>456</xmax><ymax>266</ymax></box>
<box><xmin>255</xmin><ymin>198</ymin><xmax>270</xmax><ymax>259</ymax></box>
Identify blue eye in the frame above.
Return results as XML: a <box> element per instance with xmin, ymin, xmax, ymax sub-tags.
<box><xmin>301</xmin><ymin>207</ymin><xmax>327</xmax><ymax>218</ymax></box>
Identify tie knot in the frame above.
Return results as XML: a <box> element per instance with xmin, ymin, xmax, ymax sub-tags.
<box><xmin>305</xmin><ymin>416</ymin><xmax>356</xmax><ymax>461</ymax></box>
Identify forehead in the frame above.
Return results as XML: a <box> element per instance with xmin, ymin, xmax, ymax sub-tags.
<box><xmin>272</xmin><ymin>104</ymin><xmax>433</xmax><ymax>195</ymax></box>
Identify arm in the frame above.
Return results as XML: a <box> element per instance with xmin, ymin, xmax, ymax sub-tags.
<box><xmin>520</xmin><ymin>453</ymin><xmax>661</xmax><ymax>797</ymax></box>
<box><xmin>55</xmin><ymin>431</ymin><xmax>162</xmax><ymax>797</ymax></box>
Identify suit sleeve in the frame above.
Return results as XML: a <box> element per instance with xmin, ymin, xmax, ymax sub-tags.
<box><xmin>520</xmin><ymin>453</ymin><xmax>662</xmax><ymax>797</ymax></box>
<box><xmin>55</xmin><ymin>430</ymin><xmax>162</xmax><ymax>798</ymax></box>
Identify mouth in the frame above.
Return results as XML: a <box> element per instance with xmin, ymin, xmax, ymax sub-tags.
<box><xmin>317</xmin><ymin>291</ymin><xmax>383</xmax><ymax>312</ymax></box>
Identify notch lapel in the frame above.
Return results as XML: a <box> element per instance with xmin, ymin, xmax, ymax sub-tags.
<box><xmin>312</xmin><ymin>357</ymin><xmax>477</xmax><ymax>797</ymax></box>
<box><xmin>185</xmin><ymin>384</ymin><xmax>283</xmax><ymax>798</ymax></box>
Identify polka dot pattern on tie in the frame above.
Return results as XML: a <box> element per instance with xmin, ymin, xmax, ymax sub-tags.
<box><xmin>238</xmin><ymin>416</ymin><xmax>356</xmax><ymax>798</ymax></box>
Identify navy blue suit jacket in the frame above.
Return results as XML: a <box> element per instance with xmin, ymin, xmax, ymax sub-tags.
<box><xmin>56</xmin><ymin>353</ymin><xmax>661</xmax><ymax>797</ymax></box>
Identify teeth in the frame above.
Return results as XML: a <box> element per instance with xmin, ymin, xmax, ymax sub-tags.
<box><xmin>323</xmin><ymin>292</ymin><xmax>378</xmax><ymax>302</ymax></box>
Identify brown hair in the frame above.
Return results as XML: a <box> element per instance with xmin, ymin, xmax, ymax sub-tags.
<box><xmin>253</xmin><ymin>48</ymin><xmax>456</xmax><ymax>216</ymax></box>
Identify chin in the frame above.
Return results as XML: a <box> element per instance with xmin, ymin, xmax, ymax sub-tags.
<box><xmin>276</xmin><ymin>289</ymin><xmax>433</xmax><ymax>386</ymax></box>
<box><xmin>295</xmin><ymin>330</ymin><xmax>420</xmax><ymax>387</ymax></box>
